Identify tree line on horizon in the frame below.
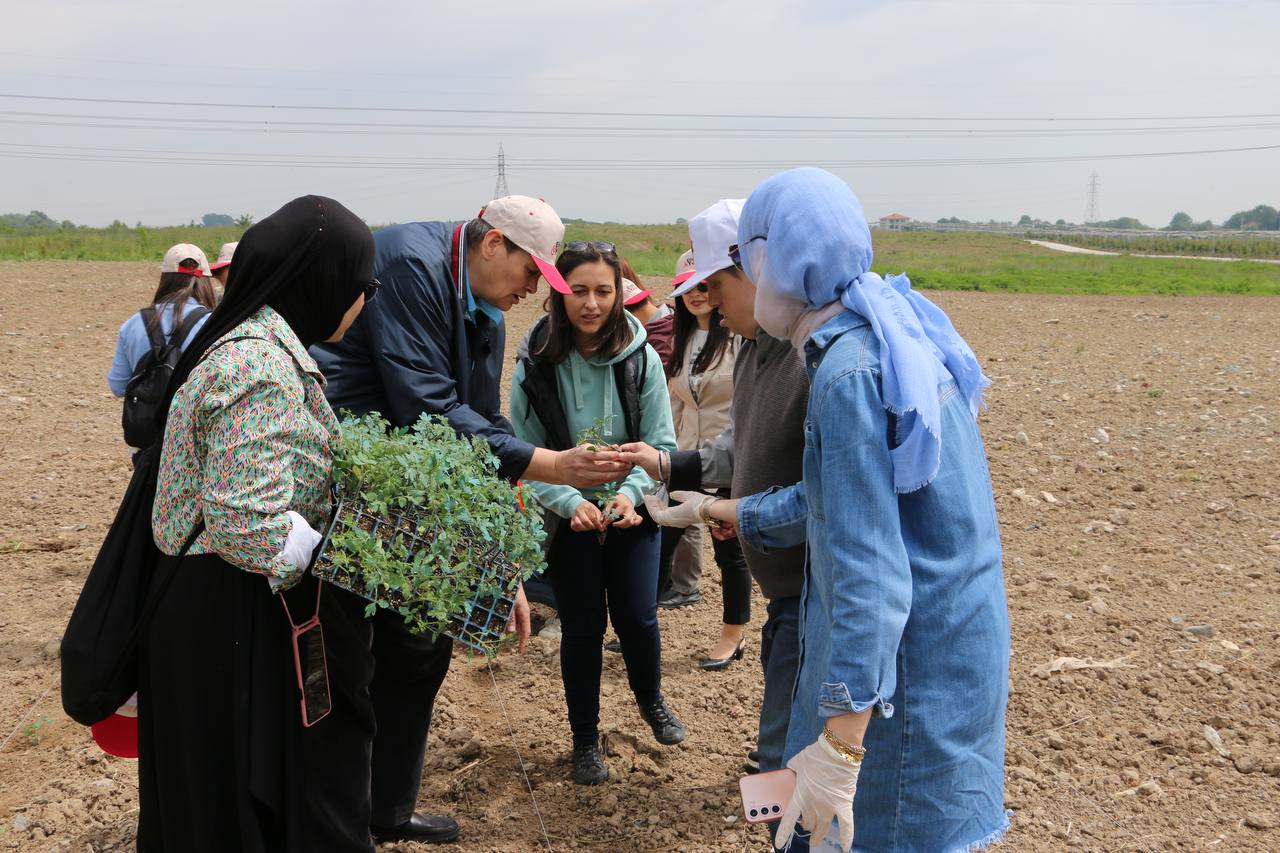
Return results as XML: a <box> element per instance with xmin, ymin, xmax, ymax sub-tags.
<box><xmin>936</xmin><ymin>204</ymin><xmax>1280</xmax><ymax>232</ymax></box>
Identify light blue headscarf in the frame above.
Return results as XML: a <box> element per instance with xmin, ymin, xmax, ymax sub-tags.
<box><xmin>738</xmin><ymin>167</ymin><xmax>990</xmax><ymax>493</ymax></box>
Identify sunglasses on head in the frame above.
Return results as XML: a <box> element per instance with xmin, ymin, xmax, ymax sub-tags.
<box><xmin>360</xmin><ymin>278</ymin><xmax>380</xmax><ymax>302</ymax></box>
<box><xmin>563</xmin><ymin>240</ymin><xmax>617</xmax><ymax>255</ymax></box>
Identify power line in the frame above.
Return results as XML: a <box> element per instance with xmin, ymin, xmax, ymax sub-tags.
<box><xmin>3</xmin><ymin>92</ymin><xmax>1279</xmax><ymax>123</ymax></box>
<box><xmin>2</xmin><ymin>142</ymin><xmax>1277</xmax><ymax>171</ymax></box>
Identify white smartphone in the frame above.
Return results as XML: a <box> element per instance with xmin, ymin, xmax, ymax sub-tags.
<box><xmin>739</xmin><ymin>768</ymin><xmax>796</xmax><ymax>824</ymax></box>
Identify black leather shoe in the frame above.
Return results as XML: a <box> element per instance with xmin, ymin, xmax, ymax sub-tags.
<box><xmin>698</xmin><ymin>640</ymin><xmax>745</xmax><ymax>671</ymax></box>
<box><xmin>639</xmin><ymin>697</ymin><xmax>687</xmax><ymax>745</ymax></box>
<box><xmin>744</xmin><ymin>749</ymin><xmax>761</xmax><ymax>774</ymax></box>
<box><xmin>371</xmin><ymin>813</ymin><xmax>460</xmax><ymax>844</ymax></box>
<box><xmin>604</xmin><ymin>637</ymin><xmax>622</xmax><ymax>654</ymax></box>
<box><xmin>572</xmin><ymin>743</ymin><xmax>609</xmax><ymax>785</ymax></box>
<box><xmin>657</xmin><ymin>589</ymin><xmax>701</xmax><ymax>609</ymax></box>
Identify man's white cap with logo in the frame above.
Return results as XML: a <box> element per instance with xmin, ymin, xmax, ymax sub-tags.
<box><xmin>671</xmin><ymin>249</ymin><xmax>696</xmax><ymax>289</ymax></box>
<box><xmin>671</xmin><ymin>198</ymin><xmax>745</xmax><ymax>297</ymax></box>
<box><xmin>160</xmin><ymin>243</ymin><xmax>212</xmax><ymax>276</ymax></box>
<box><xmin>477</xmin><ymin>195</ymin><xmax>570</xmax><ymax>294</ymax></box>
<box><xmin>209</xmin><ymin>241</ymin><xmax>238</xmax><ymax>272</ymax></box>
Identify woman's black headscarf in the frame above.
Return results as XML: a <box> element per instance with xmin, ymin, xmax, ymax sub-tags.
<box><xmin>163</xmin><ymin>195</ymin><xmax>373</xmax><ymax>417</ymax></box>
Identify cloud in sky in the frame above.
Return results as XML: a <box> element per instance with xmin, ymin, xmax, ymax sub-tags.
<box><xmin>1</xmin><ymin>0</ymin><xmax>1277</xmax><ymax>227</ymax></box>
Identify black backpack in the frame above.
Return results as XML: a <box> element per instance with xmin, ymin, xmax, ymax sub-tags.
<box><xmin>121</xmin><ymin>305</ymin><xmax>209</xmax><ymax>448</ymax></box>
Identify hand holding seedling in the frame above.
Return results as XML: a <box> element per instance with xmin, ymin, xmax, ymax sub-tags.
<box><xmin>604</xmin><ymin>493</ymin><xmax>642</xmax><ymax>528</ymax></box>
<box><xmin>570</xmin><ymin>499</ymin><xmax>607</xmax><ymax>533</ymax></box>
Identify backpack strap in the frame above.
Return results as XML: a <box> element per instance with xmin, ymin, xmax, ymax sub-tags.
<box><xmin>139</xmin><ymin>307</ymin><xmax>166</xmax><ymax>351</ymax></box>
<box><xmin>168</xmin><ymin>306</ymin><xmax>210</xmax><ymax>348</ymax></box>
<box><xmin>614</xmin><ymin>344</ymin><xmax>649</xmax><ymax>442</ymax></box>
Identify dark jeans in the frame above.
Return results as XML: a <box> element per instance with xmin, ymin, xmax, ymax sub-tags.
<box><xmin>757</xmin><ymin>596</ymin><xmax>801</xmax><ymax>773</ymax></box>
<box><xmin>548</xmin><ymin>521</ymin><xmax>662</xmax><ymax>748</ymax></box>
<box><xmin>369</xmin><ymin>608</ymin><xmax>453</xmax><ymax>827</ymax></box>
<box><xmin>658</xmin><ymin>523</ymin><xmax>752</xmax><ymax>626</ymax></box>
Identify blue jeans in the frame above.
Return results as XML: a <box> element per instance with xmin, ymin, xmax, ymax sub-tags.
<box><xmin>757</xmin><ymin>596</ymin><xmax>801</xmax><ymax>773</ymax></box>
<box><xmin>548</xmin><ymin>522</ymin><xmax>663</xmax><ymax>748</ymax></box>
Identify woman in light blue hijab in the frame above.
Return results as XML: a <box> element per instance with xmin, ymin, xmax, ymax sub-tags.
<box><xmin>707</xmin><ymin>168</ymin><xmax>1010</xmax><ymax>851</ymax></box>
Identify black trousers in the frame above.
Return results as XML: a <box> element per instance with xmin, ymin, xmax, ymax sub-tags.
<box><xmin>369</xmin><ymin>607</ymin><xmax>453</xmax><ymax>827</ymax></box>
<box><xmin>548</xmin><ymin>522</ymin><xmax>662</xmax><ymax>748</ymax></box>
<box><xmin>658</xmin><ymin>523</ymin><xmax>752</xmax><ymax>626</ymax></box>
<box><xmin>138</xmin><ymin>556</ymin><xmax>376</xmax><ymax>853</ymax></box>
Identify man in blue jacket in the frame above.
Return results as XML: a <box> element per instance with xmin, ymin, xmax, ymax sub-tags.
<box><xmin>313</xmin><ymin>195</ymin><xmax>631</xmax><ymax>845</ymax></box>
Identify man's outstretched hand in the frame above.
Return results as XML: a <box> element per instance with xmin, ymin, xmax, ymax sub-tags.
<box><xmin>555</xmin><ymin>445</ymin><xmax>632</xmax><ymax>489</ymax></box>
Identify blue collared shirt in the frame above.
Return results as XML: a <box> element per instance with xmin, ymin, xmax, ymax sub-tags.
<box><xmin>107</xmin><ymin>298</ymin><xmax>211</xmax><ymax>396</ymax></box>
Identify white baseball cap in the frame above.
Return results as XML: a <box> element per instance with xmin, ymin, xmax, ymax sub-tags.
<box><xmin>672</xmin><ymin>199</ymin><xmax>745</xmax><ymax>297</ymax></box>
<box><xmin>621</xmin><ymin>278</ymin><xmax>653</xmax><ymax>307</ymax></box>
<box><xmin>478</xmin><ymin>195</ymin><xmax>569</xmax><ymax>294</ymax></box>
<box><xmin>672</xmin><ymin>249</ymin><xmax>696</xmax><ymax>288</ymax></box>
<box><xmin>209</xmin><ymin>241</ymin><xmax>238</xmax><ymax>272</ymax></box>
<box><xmin>160</xmin><ymin>243</ymin><xmax>211</xmax><ymax>276</ymax></box>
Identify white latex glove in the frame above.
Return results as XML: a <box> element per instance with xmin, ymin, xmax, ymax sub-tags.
<box><xmin>774</xmin><ymin>736</ymin><xmax>861</xmax><ymax>852</ymax></box>
<box><xmin>642</xmin><ymin>490</ymin><xmax>708</xmax><ymax>528</ymax></box>
<box><xmin>279</xmin><ymin>510</ymin><xmax>322</xmax><ymax>572</ymax></box>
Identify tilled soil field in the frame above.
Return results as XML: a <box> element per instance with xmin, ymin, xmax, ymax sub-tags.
<box><xmin>1</xmin><ymin>261</ymin><xmax>1277</xmax><ymax>852</ymax></box>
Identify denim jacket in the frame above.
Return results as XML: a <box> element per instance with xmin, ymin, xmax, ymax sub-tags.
<box><xmin>737</xmin><ymin>310</ymin><xmax>1011</xmax><ymax>852</ymax></box>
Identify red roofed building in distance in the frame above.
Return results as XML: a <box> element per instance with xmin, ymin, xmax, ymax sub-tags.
<box><xmin>877</xmin><ymin>213</ymin><xmax>911</xmax><ymax>231</ymax></box>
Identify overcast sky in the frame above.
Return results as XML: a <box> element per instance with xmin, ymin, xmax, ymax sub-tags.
<box><xmin>2</xmin><ymin>0</ymin><xmax>1278</xmax><ymax>228</ymax></box>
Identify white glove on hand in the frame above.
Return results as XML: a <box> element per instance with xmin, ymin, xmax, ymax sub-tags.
<box><xmin>642</xmin><ymin>490</ymin><xmax>708</xmax><ymax>529</ymax></box>
<box><xmin>279</xmin><ymin>510</ymin><xmax>322</xmax><ymax>572</ymax></box>
<box><xmin>774</xmin><ymin>736</ymin><xmax>861</xmax><ymax>852</ymax></box>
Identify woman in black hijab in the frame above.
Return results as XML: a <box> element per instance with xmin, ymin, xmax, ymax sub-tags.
<box><xmin>138</xmin><ymin>196</ymin><xmax>379</xmax><ymax>853</ymax></box>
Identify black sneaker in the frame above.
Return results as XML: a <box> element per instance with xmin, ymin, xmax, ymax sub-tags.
<box><xmin>604</xmin><ymin>638</ymin><xmax>622</xmax><ymax>654</ymax></box>
<box><xmin>744</xmin><ymin>749</ymin><xmax>761</xmax><ymax>774</ymax></box>
<box><xmin>657</xmin><ymin>589</ymin><xmax>701</xmax><ymax>609</ymax></box>
<box><xmin>571</xmin><ymin>743</ymin><xmax>609</xmax><ymax>785</ymax></box>
<box><xmin>639</xmin><ymin>698</ymin><xmax>687</xmax><ymax>745</ymax></box>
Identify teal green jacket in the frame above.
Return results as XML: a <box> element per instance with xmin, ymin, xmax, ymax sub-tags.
<box><xmin>510</xmin><ymin>312</ymin><xmax>676</xmax><ymax>518</ymax></box>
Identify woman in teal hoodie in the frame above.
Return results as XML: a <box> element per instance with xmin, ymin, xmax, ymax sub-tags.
<box><xmin>510</xmin><ymin>241</ymin><xmax>685</xmax><ymax>786</ymax></box>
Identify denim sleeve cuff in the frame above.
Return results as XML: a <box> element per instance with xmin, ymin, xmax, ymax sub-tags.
<box><xmin>735</xmin><ymin>489</ymin><xmax>774</xmax><ymax>554</ymax></box>
<box><xmin>818</xmin><ymin>681</ymin><xmax>895</xmax><ymax>719</ymax></box>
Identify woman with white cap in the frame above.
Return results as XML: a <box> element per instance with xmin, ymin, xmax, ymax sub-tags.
<box><xmin>108</xmin><ymin>243</ymin><xmax>219</xmax><ymax>449</ymax></box>
<box><xmin>705</xmin><ymin>168</ymin><xmax>1010</xmax><ymax>851</ymax></box>
<box><xmin>209</xmin><ymin>240</ymin><xmax>238</xmax><ymax>292</ymax></box>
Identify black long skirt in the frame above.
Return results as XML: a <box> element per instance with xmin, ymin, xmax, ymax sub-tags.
<box><xmin>137</xmin><ymin>553</ymin><xmax>376</xmax><ymax>853</ymax></box>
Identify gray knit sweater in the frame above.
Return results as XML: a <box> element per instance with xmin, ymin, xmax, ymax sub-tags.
<box><xmin>668</xmin><ymin>332</ymin><xmax>808</xmax><ymax>600</ymax></box>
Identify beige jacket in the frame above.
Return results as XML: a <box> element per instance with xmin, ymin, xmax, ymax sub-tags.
<box><xmin>668</xmin><ymin>336</ymin><xmax>737</xmax><ymax>452</ymax></box>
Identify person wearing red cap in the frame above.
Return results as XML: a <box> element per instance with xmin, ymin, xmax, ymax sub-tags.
<box><xmin>619</xmin><ymin>257</ymin><xmax>674</xmax><ymax>367</ymax></box>
<box><xmin>312</xmin><ymin>197</ymin><xmax>632</xmax><ymax>845</ymax></box>
<box><xmin>209</xmin><ymin>240</ymin><xmax>237</xmax><ymax>292</ymax></box>
<box><xmin>108</xmin><ymin>243</ymin><xmax>218</xmax><ymax>449</ymax></box>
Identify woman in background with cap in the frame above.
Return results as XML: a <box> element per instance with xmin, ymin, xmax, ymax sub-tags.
<box><xmin>619</xmin><ymin>256</ymin><xmax>674</xmax><ymax>366</ymax></box>
<box><xmin>209</xmin><ymin>240</ymin><xmax>238</xmax><ymax>294</ymax></box>
<box><xmin>707</xmin><ymin>168</ymin><xmax>1009</xmax><ymax>852</ymax></box>
<box><xmin>655</xmin><ymin>269</ymin><xmax>750</xmax><ymax>671</ymax></box>
<box><xmin>107</xmin><ymin>243</ymin><xmax>218</xmax><ymax>400</ymax></box>
<box><xmin>140</xmin><ymin>196</ymin><xmax>380</xmax><ymax>852</ymax></box>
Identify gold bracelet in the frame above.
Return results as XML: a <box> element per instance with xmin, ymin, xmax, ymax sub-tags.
<box><xmin>698</xmin><ymin>496</ymin><xmax>719</xmax><ymax>525</ymax></box>
<box><xmin>823</xmin><ymin>726</ymin><xmax>866</xmax><ymax>764</ymax></box>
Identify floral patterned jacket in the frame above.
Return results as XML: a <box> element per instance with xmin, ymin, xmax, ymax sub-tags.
<box><xmin>152</xmin><ymin>306</ymin><xmax>337</xmax><ymax>588</ymax></box>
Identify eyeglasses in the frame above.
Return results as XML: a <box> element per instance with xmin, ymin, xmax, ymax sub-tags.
<box><xmin>562</xmin><ymin>240</ymin><xmax>617</xmax><ymax>255</ymax></box>
<box><xmin>727</xmin><ymin>236</ymin><xmax>763</xmax><ymax>270</ymax></box>
<box><xmin>360</xmin><ymin>278</ymin><xmax>381</xmax><ymax>302</ymax></box>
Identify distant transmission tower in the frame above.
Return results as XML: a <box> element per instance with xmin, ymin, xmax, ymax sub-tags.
<box><xmin>1084</xmin><ymin>171</ymin><xmax>1100</xmax><ymax>224</ymax></box>
<box><xmin>493</xmin><ymin>144</ymin><xmax>509</xmax><ymax>199</ymax></box>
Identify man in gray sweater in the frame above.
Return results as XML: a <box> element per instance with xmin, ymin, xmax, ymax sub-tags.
<box><xmin>621</xmin><ymin>200</ymin><xmax>809</xmax><ymax>776</ymax></box>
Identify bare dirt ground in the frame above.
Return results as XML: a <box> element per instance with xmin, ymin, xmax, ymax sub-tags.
<box><xmin>1</xmin><ymin>261</ymin><xmax>1277</xmax><ymax>852</ymax></box>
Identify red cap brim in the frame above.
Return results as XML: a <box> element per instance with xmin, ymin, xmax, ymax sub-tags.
<box><xmin>624</xmin><ymin>289</ymin><xmax>654</xmax><ymax>306</ymax></box>
<box><xmin>532</xmin><ymin>254</ymin><xmax>571</xmax><ymax>295</ymax></box>
<box><xmin>91</xmin><ymin>713</ymin><xmax>139</xmax><ymax>758</ymax></box>
<box><xmin>671</xmin><ymin>271</ymin><xmax>696</xmax><ymax>288</ymax></box>
<box><xmin>208</xmin><ymin>262</ymin><xmax>230</xmax><ymax>272</ymax></box>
